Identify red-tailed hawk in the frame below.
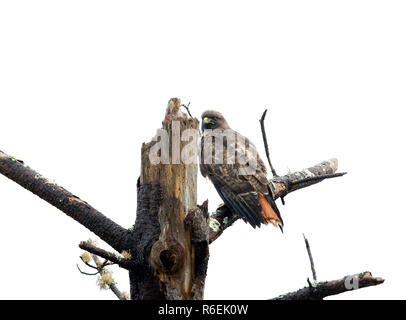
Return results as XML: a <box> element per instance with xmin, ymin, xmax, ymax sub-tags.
<box><xmin>200</xmin><ymin>110</ymin><xmax>283</xmax><ymax>230</ymax></box>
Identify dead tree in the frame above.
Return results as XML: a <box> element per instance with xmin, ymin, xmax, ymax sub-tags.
<box><xmin>0</xmin><ymin>98</ymin><xmax>383</xmax><ymax>299</ymax></box>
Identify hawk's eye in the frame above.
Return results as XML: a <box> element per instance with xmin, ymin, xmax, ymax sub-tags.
<box><xmin>213</xmin><ymin>116</ymin><xmax>219</xmax><ymax>121</ymax></box>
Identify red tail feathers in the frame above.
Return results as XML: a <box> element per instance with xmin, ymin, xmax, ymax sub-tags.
<box><xmin>258</xmin><ymin>193</ymin><xmax>282</xmax><ymax>228</ymax></box>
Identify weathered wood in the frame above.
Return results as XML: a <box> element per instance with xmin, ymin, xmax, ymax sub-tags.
<box><xmin>140</xmin><ymin>98</ymin><xmax>202</xmax><ymax>300</ymax></box>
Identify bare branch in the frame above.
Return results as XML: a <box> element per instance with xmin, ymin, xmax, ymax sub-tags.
<box><xmin>272</xmin><ymin>271</ymin><xmax>384</xmax><ymax>300</ymax></box>
<box><xmin>0</xmin><ymin>150</ymin><xmax>129</xmax><ymax>253</ymax></box>
<box><xmin>79</xmin><ymin>241</ymin><xmax>136</xmax><ymax>270</ymax></box>
<box><xmin>270</xmin><ymin>158</ymin><xmax>346</xmax><ymax>199</ymax></box>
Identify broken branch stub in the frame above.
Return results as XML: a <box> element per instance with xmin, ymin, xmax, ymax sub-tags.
<box><xmin>141</xmin><ymin>98</ymin><xmax>200</xmax><ymax>299</ymax></box>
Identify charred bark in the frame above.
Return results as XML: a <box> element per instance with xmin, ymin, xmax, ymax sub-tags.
<box><xmin>0</xmin><ymin>150</ymin><xmax>129</xmax><ymax>253</ymax></box>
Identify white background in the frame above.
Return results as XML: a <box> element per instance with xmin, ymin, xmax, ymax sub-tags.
<box><xmin>0</xmin><ymin>1</ymin><xmax>405</xmax><ymax>300</ymax></box>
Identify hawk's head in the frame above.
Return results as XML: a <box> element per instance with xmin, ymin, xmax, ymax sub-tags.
<box><xmin>201</xmin><ymin>110</ymin><xmax>230</xmax><ymax>131</ymax></box>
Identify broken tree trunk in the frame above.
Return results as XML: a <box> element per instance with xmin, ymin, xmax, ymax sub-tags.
<box><xmin>131</xmin><ymin>98</ymin><xmax>209</xmax><ymax>300</ymax></box>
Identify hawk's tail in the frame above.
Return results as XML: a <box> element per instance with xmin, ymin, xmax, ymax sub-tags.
<box><xmin>259</xmin><ymin>191</ymin><xmax>284</xmax><ymax>232</ymax></box>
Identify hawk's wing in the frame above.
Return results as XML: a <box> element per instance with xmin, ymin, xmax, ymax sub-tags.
<box><xmin>235</xmin><ymin>132</ymin><xmax>283</xmax><ymax>229</ymax></box>
<box><xmin>209</xmin><ymin>171</ymin><xmax>264</xmax><ymax>228</ymax></box>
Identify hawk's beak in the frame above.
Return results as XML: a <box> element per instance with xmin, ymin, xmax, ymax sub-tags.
<box><xmin>203</xmin><ymin>117</ymin><xmax>215</xmax><ymax>125</ymax></box>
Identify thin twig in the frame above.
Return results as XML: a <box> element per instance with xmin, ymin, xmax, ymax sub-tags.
<box><xmin>181</xmin><ymin>102</ymin><xmax>193</xmax><ymax>118</ymax></box>
<box><xmin>79</xmin><ymin>256</ymin><xmax>99</xmax><ymax>270</ymax></box>
<box><xmin>76</xmin><ymin>264</ymin><xmax>100</xmax><ymax>276</ymax></box>
<box><xmin>303</xmin><ymin>234</ymin><xmax>317</xmax><ymax>281</ymax></box>
<box><xmin>259</xmin><ymin>109</ymin><xmax>278</xmax><ymax>177</ymax></box>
